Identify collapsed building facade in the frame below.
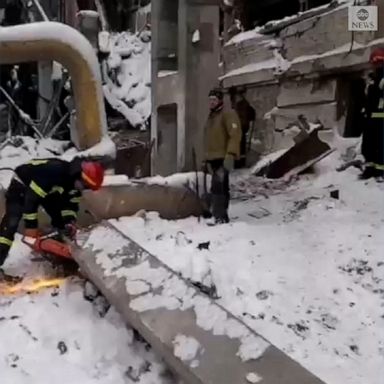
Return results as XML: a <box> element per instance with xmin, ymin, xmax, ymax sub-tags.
<box><xmin>221</xmin><ymin>0</ymin><xmax>384</xmax><ymax>154</ymax></box>
<box><xmin>151</xmin><ymin>0</ymin><xmax>384</xmax><ymax>174</ymax></box>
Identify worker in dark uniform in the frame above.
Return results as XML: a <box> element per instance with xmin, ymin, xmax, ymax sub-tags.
<box><xmin>229</xmin><ymin>86</ymin><xmax>256</xmax><ymax>168</ymax></box>
<box><xmin>360</xmin><ymin>47</ymin><xmax>384</xmax><ymax>179</ymax></box>
<box><xmin>0</xmin><ymin>158</ymin><xmax>105</xmax><ymax>280</ymax></box>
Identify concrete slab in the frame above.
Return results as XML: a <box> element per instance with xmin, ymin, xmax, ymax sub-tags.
<box><xmin>277</xmin><ymin>79</ymin><xmax>337</xmax><ymax>108</ymax></box>
<box><xmin>255</xmin><ymin>129</ymin><xmax>333</xmax><ymax>179</ymax></box>
<box><xmin>73</xmin><ymin>221</ymin><xmax>326</xmax><ymax>384</ymax></box>
<box><xmin>221</xmin><ymin>66</ymin><xmax>276</xmax><ymax>88</ymax></box>
<box><xmin>274</xmin><ymin>102</ymin><xmax>338</xmax><ymax>132</ymax></box>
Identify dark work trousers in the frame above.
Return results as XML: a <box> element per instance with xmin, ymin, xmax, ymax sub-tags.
<box><xmin>0</xmin><ymin>180</ymin><xmax>65</xmax><ymax>267</ymax></box>
<box><xmin>0</xmin><ymin>179</ymin><xmax>26</xmax><ymax>266</ymax></box>
<box><xmin>362</xmin><ymin>116</ymin><xmax>384</xmax><ymax>171</ymax></box>
<box><xmin>235</xmin><ymin>131</ymin><xmax>248</xmax><ymax>169</ymax></box>
<box><xmin>41</xmin><ymin>194</ymin><xmax>65</xmax><ymax>230</ymax></box>
<box><xmin>208</xmin><ymin>159</ymin><xmax>230</xmax><ymax>222</ymax></box>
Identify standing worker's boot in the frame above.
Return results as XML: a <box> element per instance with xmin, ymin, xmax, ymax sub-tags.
<box><xmin>0</xmin><ymin>178</ymin><xmax>27</xmax><ymax>281</ymax></box>
<box><xmin>211</xmin><ymin>195</ymin><xmax>230</xmax><ymax>224</ymax></box>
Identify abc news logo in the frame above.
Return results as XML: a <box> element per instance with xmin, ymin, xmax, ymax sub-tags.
<box><xmin>355</xmin><ymin>8</ymin><xmax>374</xmax><ymax>29</ymax></box>
<box><xmin>348</xmin><ymin>6</ymin><xmax>378</xmax><ymax>31</ymax></box>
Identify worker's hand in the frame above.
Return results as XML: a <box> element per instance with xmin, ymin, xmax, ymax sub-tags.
<box><xmin>24</xmin><ymin>228</ymin><xmax>40</xmax><ymax>239</ymax></box>
<box><xmin>223</xmin><ymin>154</ymin><xmax>234</xmax><ymax>172</ymax></box>
<box><xmin>63</xmin><ymin>223</ymin><xmax>77</xmax><ymax>240</ymax></box>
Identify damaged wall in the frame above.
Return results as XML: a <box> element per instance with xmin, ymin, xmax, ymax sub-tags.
<box><xmin>246</xmin><ymin>84</ymin><xmax>279</xmax><ymax>153</ymax></box>
<box><xmin>280</xmin><ymin>5</ymin><xmax>375</xmax><ymax>61</ymax></box>
<box><xmin>221</xmin><ymin>1</ymin><xmax>384</xmax><ymax>156</ymax></box>
<box><xmin>151</xmin><ymin>0</ymin><xmax>221</xmax><ymax>175</ymax></box>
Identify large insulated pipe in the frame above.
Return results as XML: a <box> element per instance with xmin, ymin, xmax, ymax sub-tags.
<box><xmin>0</xmin><ymin>184</ymin><xmax>204</xmax><ymax>230</ymax></box>
<box><xmin>0</xmin><ymin>21</ymin><xmax>107</xmax><ymax>149</ymax></box>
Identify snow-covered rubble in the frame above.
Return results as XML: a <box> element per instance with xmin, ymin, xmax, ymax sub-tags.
<box><xmin>0</xmin><ymin>137</ymin><xmax>176</xmax><ymax>384</ymax></box>
<box><xmin>0</xmin><ymin>238</ymin><xmax>175</xmax><ymax>384</ymax></box>
<box><xmin>111</xmin><ymin>151</ymin><xmax>384</xmax><ymax>384</ymax></box>
<box><xmin>1</xmin><ymin>130</ymin><xmax>383</xmax><ymax>383</ymax></box>
<box><xmin>226</xmin><ymin>0</ymin><xmax>353</xmax><ymax>47</ymax></box>
<box><xmin>103</xmin><ymin>31</ymin><xmax>151</xmax><ymax>129</ymax></box>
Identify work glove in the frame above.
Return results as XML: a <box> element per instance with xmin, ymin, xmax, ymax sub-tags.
<box><xmin>62</xmin><ymin>223</ymin><xmax>77</xmax><ymax>240</ymax></box>
<box><xmin>24</xmin><ymin>228</ymin><xmax>40</xmax><ymax>239</ymax></box>
<box><xmin>223</xmin><ymin>154</ymin><xmax>234</xmax><ymax>172</ymax></box>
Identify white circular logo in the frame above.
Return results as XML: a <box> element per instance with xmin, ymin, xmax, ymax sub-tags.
<box><xmin>357</xmin><ymin>8</ymin><xmax>369</xmax><ymax>21</ymax></box>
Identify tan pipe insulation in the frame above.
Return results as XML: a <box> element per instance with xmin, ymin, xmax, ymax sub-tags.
<box><xmin>0</xmin><ymin>21</ymin><xmax>107</xmax><ymax>149</ymax></box>
<box><xmin>0</xmin><ymin>185</ymin><xmax>204</xmax><ymax>231</ymax></box>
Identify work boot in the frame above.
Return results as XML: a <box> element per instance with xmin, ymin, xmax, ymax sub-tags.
<box><xmin>359</xmin><ymin>166</ymin><xmax>376</xmax><ymax>180</ymax></box>
<box><xmin>210</xmin><ymin>195</ymin><xmax>230</xmax><ymax>225</ymax></box>
<box><xmin>215</xmin><ymin>214</ymin><xmax>230</xmax><ymax>225</ymax></box>
<box><xmin>0</xmin><ymin>268</ymin><xmax>22</xmax><ymax>284</ymax></box>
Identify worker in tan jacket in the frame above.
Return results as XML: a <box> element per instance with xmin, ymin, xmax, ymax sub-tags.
<box><xmin>203</xmin><ymin>88</ymin><xmax>241</xmax><ymax>224</ymax></box>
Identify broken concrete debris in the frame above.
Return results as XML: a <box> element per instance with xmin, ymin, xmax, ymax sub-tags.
<box><xmin>72</xmin><ymin>221</ymin><xmax>326</xmax><ymax>384</ymax></box>
<box><xmin>83</xmin><ymin>280</ymin><xmax>110</xmax><ymax>317</ymax></box>
<box><xmin>255</xmin><ymin>129</ymin><xmax>334</xmax><ymax>179</ymax></box>
<box><xmin>330</xmin><ymin>189</ymin><xmax>339</xmax><ymax>200</ymax></box>
<box><xmin>197</xmin><ymin>241</ymin><xmax>210</xmax><ymax>251</ymax></box>
<box><xmin>57</xmin><ymin>341</ymin><xmax>68</xmax><ymax>355</ymax></box>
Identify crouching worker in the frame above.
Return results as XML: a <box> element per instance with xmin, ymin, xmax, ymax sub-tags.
<box><xmin>0</xmin><ymin>158</ymin><xmax>104</xmax><ymax>280</ymax></box>
<box><xmin>203</xmin><ymin>88</ymin><xmax>241</xmax><ymax>224</ymax></box>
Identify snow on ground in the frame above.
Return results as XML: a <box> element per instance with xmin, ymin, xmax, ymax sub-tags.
<box><xmin>111</xmin><ymin>152</ymin><xmax>384</xmax><ymax>384</ymax></box>
<box><xmin>226</xmin><ymin>29</ymin><xmax>264</xmax><ymax>46</ymax></box>
<box><xmin>1</xmin><ymin>135</ymin><xmax>383</xmax><ymax>383</ymax></box>
<box><xmin>0</xmin><ymin>137</ymin><xmax>177</xmax><ymax>384</ymax></box>
<box><xmin>0</xmin><ymin>239</ymin><xmax>174</xmax><ymax>384</ymax></box>
<box><xmin>103</xmin><ymin>31</ymin><xmax>151</xmax><ymax>129</ymax></box>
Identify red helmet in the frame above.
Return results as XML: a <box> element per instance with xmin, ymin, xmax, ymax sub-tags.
<box><xmin>370</xmin><ymin>47</ymin><xmax>384</xmax><ymax>64</ymax></box>
<box><xmin>81</xmin><ymin>161</ymin><xmax>104</xmax><ymax>191</ymax></box>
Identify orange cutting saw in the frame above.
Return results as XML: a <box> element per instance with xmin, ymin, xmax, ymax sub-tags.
<box><xmin>22</xmin><ymin>231</ymin><xmax>74</xmax><ymax>261</ymax></box>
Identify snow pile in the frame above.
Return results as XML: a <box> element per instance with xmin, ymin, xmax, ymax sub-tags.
<box><xmin>143</xmin><ymin>172</ymin><xmax>211</xmax><ymax>197</ymax></box>
<box><xmin>226</xmin><ymin>29</ymin><xmax>264</xmax><ymax>46</ymax></box>
<box><xmin>192</xmin><ymin>30</ymin><xmax>200</xmax><ymax>43</ymax></box>
<box><xmin>0</xmin><ymin>238</ymin><xmax>174</xmax><ymax>384</ymax></box>
<box><xmin>103</xmin><ymin>31</ymin><xmax>151</xmax><ymax>129</ymax></box>
<box><xmin>173</xmin><ymin>335</ymin><xmax>203</xmax><ymax>368</ymax></box>
<box><xmin>112</xmin><ymin>150</ymin><xmax>384</xmax><ymax>384</ymax></box>
<box><xmin>246</xmin><ymin>372</ymin><xmax>263</xmax><ymax>383</ymax></box>
<box><xmin>85</xmin><ymin>224</ymin><xmax>270</xmax><ymax>363</ymax></box>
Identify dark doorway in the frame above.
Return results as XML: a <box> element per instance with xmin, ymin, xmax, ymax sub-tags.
<box><xmin>157</xmin><ymin>103</ymin><xmax>178</xmax><ymax>176</ymax></box>
<box><xmin>158</xmin><ymin>0</ymin><xmax>179</xmax><ymax>71</ymax></box>
<box><xmin>337</xmin><ymin>74</ymin><xmax>366</xmax><ymax>138</ymax></box>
